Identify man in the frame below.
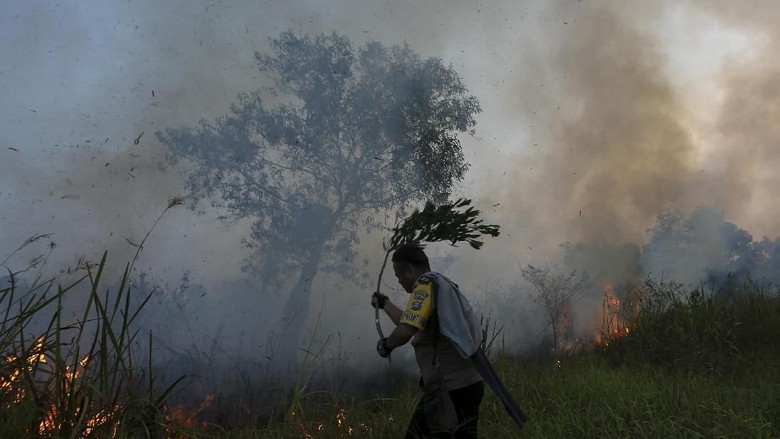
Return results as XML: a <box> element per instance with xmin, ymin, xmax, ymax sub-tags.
<box><xmin>372</xmin><ymin>244</ymin><xmax>484</xmax><ymax>438</ymax></box>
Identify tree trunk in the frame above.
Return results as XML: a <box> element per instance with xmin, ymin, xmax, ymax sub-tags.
<box><xmin>271</xmin><ymin>204</ymin><xmax>344</xmax><ymax>380</ymax></box>
<box><xmin>272</xmin><ymin>242</ymin><xmax>327</xmax><ymax>378</ymax></box>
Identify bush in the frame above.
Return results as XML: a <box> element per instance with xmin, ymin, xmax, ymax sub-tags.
<box><xmin>597</xmin><ymin>278</ymin><xmax>780</xmax><ymax>378</ymax></box>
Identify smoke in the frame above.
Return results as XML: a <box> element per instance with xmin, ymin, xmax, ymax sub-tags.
<box><xmin>3</xmin><ymin>0</ymin><xmax>780</xmax><ymax>416</ymax></box>
<box><xmin>688</xmin><ymin>2</ymin><xmax>780</xmax><ymax>237</ymax></box>
<box><xmin>532</xmin><ymin>5</ymin><xmax>693</xmax><ymax>245</ymax></box>
<box><xmin>418</xmin><ymin>0</ymin><xmax>780</xmax><ymax>350</ymax></box>
<box><xmin>466</xmin><ymin>1</ymin><xmax>780</xmax><ymax>276</ymax></box>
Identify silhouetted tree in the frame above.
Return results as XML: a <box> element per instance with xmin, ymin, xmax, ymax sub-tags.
<box><xmin>520</xmin><ymin>264</ymin><xmax>591</xmax><ymax>356</ymax></box>
<box><xmin>753</xmin><ymin>236</ymin><xmax>780</xmax><ymax>285</ymax></box>
<box><xmin>641</xmin><ymin>207</ymin><xmax>762</xmax><ymax>290</ymax></box>
<box><xmin>158</xmin><ymin>31</ymin><xmax>481</xmax><ymax>373</ymax></box>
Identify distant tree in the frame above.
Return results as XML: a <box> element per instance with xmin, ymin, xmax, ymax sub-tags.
<box><xmin>641</xmin><ymin>207</ymin><xmax>761</xmax><ymax>290</ymax></box>
<box><xmin>520</xmin><ymin>264</ymin><xmax>591</xmax><ymax>356</ymax></box>
<box><xmin>157</xmin><ymin>31</ymin><xmax>481</xmax><ymax>373</ymax></box>
<box><xmin>753</xmin><ymin>236</ymin><xmax>780</xmax><ymax>285</ymax></box>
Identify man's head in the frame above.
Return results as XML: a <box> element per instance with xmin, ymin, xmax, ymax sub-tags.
<box><xmin>391</xmin><ymin>244</ymin><xmax>431</xmax><ymax>293</ymax></box>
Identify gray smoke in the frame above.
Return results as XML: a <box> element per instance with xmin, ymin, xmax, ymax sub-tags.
<box><xmin>3</xmin><ymin>0</ymin><xmax>780</xmax><ymax>413</ymax></box>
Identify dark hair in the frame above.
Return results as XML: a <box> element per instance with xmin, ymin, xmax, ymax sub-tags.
<box><xmin>391</xmin><ymin>244</ymin><xmax>431</xmax><ymax>270</ymax></box>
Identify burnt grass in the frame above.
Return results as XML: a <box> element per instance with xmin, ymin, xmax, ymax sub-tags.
<box><xmin>3</xmin><ymin>253</ymin><xmax>779</xmax><ymax>438</ymax></box>
<box><xmin>202</xmin><ymin>280</ymin><xmax>780</xmax><ymax>438</ymax></box>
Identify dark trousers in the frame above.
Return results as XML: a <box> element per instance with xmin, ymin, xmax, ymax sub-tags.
<box><xmin>405</xmin><ymin>380</ymin><xmax>484</xmax><ymax>439</ymax></box>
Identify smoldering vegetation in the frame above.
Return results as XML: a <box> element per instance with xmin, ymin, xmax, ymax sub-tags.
<box><xmin>3</xmin><ymin>0</ymin><xmax>780</xmax><ymax>435</ymax></box>
<box><xmin>3</xmin><ymin>201</ymin><xmax>779</xmax><ymax>432</ymax></box>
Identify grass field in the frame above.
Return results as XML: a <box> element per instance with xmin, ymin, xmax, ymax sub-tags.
<box><xmin>183</xmin><ymin>281</ymin><xmax>780</xmax><ymax>438</ymax></box>
<box><xmin>208</xmin><ymin>353</ymin><xmax>778</xmax><ymax>438</ymax></box>
<box><xmin>2</xmin><ymin>239</ymin><xmax>779</xmax><ymax>437</ymax></box>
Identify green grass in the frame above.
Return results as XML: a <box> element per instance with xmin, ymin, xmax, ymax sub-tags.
<box><xmin>190</xmin><ymin>281</ymin><xmax>780</xmax><ymax>438</ymax></box>
<box><xmin>482</xmin><ymin>355</ymin><xmax>778</xmax><ymax>438</ymax></box>
<box><xmin>0</xmin><ymin>251</ymin><xmax>180</xmax><ymax>438</ymax></box>
<box><xmin>3</xmin><ymin>220</ymin><xmax>779</xmax><ymax>437</ymax></box>
<box><xmin>3</xmin><ymin>267</ymin><xmax>779</xmax><ymax>438</ymax></box>
<box><xmin>0</xmin><ymin>199</ymin><xmax>186</xmax><ymax>438</ymax></box>
<box><xmin>179</xmin><ymin>349</ymin><xmax>776</xmax><ymax>438</ymax></box>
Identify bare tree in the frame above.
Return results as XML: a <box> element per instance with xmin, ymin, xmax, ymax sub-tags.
<box><xmin>520</xmin><ymin>264</ymin><xmax>591</xmax><ymax>356</ymax></box>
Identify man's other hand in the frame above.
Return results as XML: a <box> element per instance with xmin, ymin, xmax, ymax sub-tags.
<box><xmin>371</xmin><ymin>292</ymin><xmax>388</xmax><ymax>309</ymax></box>
<box><xmin>376</xmin><ymin>338</ymin><xmax>393</xmax><ymax>358</ymax></box>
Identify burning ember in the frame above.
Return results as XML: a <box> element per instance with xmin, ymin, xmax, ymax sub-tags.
<box><xmin>292</xmin><ymin>406</ymin><xmax>375</xmax><ymax>438</ymax></box>
<box><xmin>1</xmin><ymin>337</ymin><xmax>48</xmax><ymax>407</ymax></box>
<box><xmin>555</xmin><ymin>304</ymin><xmax>574</xmax><ymax>353</ymax></box>
<box><xmin>595</xmin><ymin>283</ymin><xmax>639</xmax><ymax>346</ymax></box>
<box><xmin>0</xmin><ymin>335</ymin><xmax>127</xmax><ymax>437</ymax></box>
<box><xmin>163</xmin><ymin>393</ymin><xmax>216</xmax><ymax>430</ymax></box>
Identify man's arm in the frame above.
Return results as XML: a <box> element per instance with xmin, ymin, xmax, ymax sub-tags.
<box><xmin>386</xmin><ymin>322</ymin><xmax>417</xmax><ymax>349</ymax></box>
<box><xmin>381</xmin><ymin>300</ymin><xmax>403</xmax><ymax>325</ymax></box>
<box><xmin>371</xmin><ymin>293</ymin><xmax>403</xmax><ymax>325</ymax></box>
<box><xmin>371</xmin><ymin>294</ymin><xmax>417</xmax><ymax>351</ymax></box>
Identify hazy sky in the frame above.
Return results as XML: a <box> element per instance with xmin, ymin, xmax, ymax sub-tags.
<box><xmin>2</xmin><ymin>1</ymin><xmax>779</xmax><ymax>359</ymax></box>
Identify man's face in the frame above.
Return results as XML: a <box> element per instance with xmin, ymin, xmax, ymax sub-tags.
<box><xmin>392</xmin><ymin>261</ymin><xmax>417</xmax><ymax>294</ymax></box>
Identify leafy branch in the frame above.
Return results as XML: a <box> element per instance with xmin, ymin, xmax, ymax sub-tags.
<box><xmin>384</xmin><ymin>198</ymin><xmax>500</xmax><ymax>251</ymax></box>
<box><xmin>374</xmin><ymin>198</ymin><xmax>500</xmax><ymax>338</ymax></box>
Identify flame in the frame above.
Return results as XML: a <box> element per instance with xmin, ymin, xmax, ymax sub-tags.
<box><xmin>295</xmin><ymin>406</ymin><xmax>373</xmax><ymax>438</ymax></box>
<box><xmin>555</xmin><ymin>304</ymin><xmax>575</xmax><ymax>353</ymax></box>
<box><xmin>38</xmin><ymin>352</ymin><xmax>121</xmax><ymax>436</ymax></box>
<box><xmin>1</xmin><ymin>358</ymin><xmax>25</xmax><ymax>404</ymax></box>
<box><xmin>595</xmin><ymin>283</ymin><xmax>640</xmax><ymax>346</ymax></box>
<box><xmin>336</xmin><ymin>407</ymin><xmax>346</xmax><ymax>427</ymax></box>
<box><xmin>164</xmin><ymin>393</ymin><xmax>215</xmax><ymax>430</ymax></box>
<box><xmin>2</xmin><ymin>336</ymin><xmax>122</xmax><ymax>437</ymax></box>
<box><xmin>1</xmin><ymin>337</ymin><xmax>47</xmax><ymax>405</ymax></box>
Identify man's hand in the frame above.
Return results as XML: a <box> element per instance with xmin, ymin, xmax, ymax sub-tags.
<box><xmin>376</xmin><ymin>338</ymin><xmax>393</xmax><ymax>358</ymax></box>
<box><xmin>371</xmin><ymin>292</ymin><xmax>388</xmax><ymax>309</ymax></box>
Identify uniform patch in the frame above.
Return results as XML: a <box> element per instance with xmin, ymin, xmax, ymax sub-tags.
<box><xmin>413</xmin><ymin>290</ymin><xmax>429</xmax><ymax>301</ymax></box>
<box><xmin>401</xmin><ymin>312</ymin><xmax>425</xmax><ymax>326</ymax></box>
<box><xmin>399</xmin><ymin>277</ymin><xmax>435</xmax><ymax>330</ymax></box>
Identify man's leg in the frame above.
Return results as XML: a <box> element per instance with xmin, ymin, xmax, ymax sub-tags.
<box><xmin>407</xmin><ymin>381</ymin><xmax>485</xmax><ymax>439</ymax></box>
<box><xmin>405</xmin><ymin>396</ymin><xmax>430</xmax><ymax>439</ymax></box>
<box><xmin>450</xmin><ymin>381</ymin><xmax>485</xmax><ymax>439</ymax></box>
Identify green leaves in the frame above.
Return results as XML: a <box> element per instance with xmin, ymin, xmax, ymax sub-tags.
<box><xmin>159</xmin><ymin>30</ymin><xmax>483</xmax><ymax>283</ymax></box>
<box><xmin>386</xmin><ymin>198</ymin><xmax>500</xmax><ymax>251</ymax></box>
<box><xmin>374</xmin><ymin>198</ymin><xmax>500</xmax><ymax>339</ymax></box>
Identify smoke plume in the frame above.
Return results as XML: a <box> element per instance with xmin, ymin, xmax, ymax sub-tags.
<box><xmin>3</xmin><ymin>0</ymin><xmax>780</xmax><ymax>413</ymax></box>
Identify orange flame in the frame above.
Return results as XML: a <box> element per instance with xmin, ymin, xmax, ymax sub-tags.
<box><xmin>295</xmin><ymin>407</ymin><xmax>373</xmax><ymax>438</ymax></box>
<box><xmin>2</xmin><ymin>336</ymin><xmax>122</xmax><ymax>437</ymax></box>
<box><xmin>595</xmin><ymin>282</ymin><xmax>629</xmax><ymax>346</ymax></box>
<box><xmin>1</xmin><ymin>337</ymin><xmax>47</xmax><ymax>405</ymax></box>
<box><xmin>164</xmin><ymin>393</ymin><xmax>215</xmax><ymax>429</ymax></box>
<box><xmin>595</xmin><ymin>282</ymin><xmax>640</xmax><ymax>346</ymax></box>
<box><xmin>555</xmin><ymin>304</ymin><xmax>574</xmax><ymax>353</ymax></box>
